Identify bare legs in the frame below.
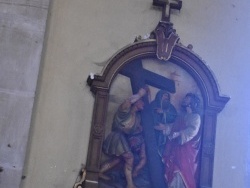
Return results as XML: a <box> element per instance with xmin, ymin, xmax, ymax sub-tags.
<box><xmin>99</xmin><ymin>158</ymin><xmax>120</xmax><ymax>180</ymax></box>
<box><xmin>123</xmin><ymin>152</ymin><xmax>137</xmax><ymax>188</ymax></box>
<box><xmin>132</xmin><ymin>143</ymin><xmax>146</xmax><ymax>177</ymax></box>
<box><xmin>99</xmin><ymin>151</ymin><xmax>137</xmax><ymax>188</ymax></box>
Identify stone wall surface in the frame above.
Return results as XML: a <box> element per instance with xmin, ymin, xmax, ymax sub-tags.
<box><xmin>0</xmin><ymin>0</ymin><xmax>50</xmax><ymax>187</ymax></box>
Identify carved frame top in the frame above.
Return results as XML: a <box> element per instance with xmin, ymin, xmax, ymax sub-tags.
<box><xmin>89</xmin><ymin>39</ymin><xmax>229</xmax><ymax>113</ymax></box>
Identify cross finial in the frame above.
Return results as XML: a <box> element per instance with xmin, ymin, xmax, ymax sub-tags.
<box><xmin>153</xmin><ymin>0</ymin><xmax>182</xmax><ymax>22</ymax></box>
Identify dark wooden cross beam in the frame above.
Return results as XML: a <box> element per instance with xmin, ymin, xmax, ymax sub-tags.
<box><xmin>153</xmin><ymin>0</ymin><xmax>182</xmax><ymax>22</ymax></box>
<box><xmin>119</xmin><ymin>59</ymin><xmax>175</xmax><ymax>188</ymax></box>
<box><xmin>119</xmin><ymin>60</ymin><xmax>175</xmax><ymax>94</ymax></box>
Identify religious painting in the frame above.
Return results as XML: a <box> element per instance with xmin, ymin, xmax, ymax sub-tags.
<box><xmin>77</xmin><ymin>1</ymin><xmax>230</xmax><ymax>187</ymax></box>
<box><xmin>83</xmin><ymin>20</ymin><xmax>229</xmax><ymax>188</ymax></box>
<box><xmin>83</xmin><ymin>36</ymin><xmax>230</xmax><ymax>187</ymax></box>
<box><xmin>97</xmin><ymin>57</ymin><xmax>204</xmax><ymax>188</ymax></box>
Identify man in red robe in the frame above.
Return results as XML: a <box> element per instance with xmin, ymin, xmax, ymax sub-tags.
<box><xmin>163</xmin><ymin>93</ymin><xmax>201</xmax><ymax>188</ymax></box>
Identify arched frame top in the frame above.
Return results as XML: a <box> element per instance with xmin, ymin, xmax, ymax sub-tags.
<box><xmin>90</xmin><ymin>39</ymin><xmax>229</xmax><ymax>113</ymax></box>
<box><xmin>85</xmin><ymin>39</ymin><xmax>230</xmax><ymax>188</ymax></box>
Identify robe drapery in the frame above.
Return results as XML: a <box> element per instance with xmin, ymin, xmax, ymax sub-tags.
<box><xmin>150</xmin><ymin>90</ymin><xmax>177</xmax><ymax>154</ymax></box>
<box><xmin>163</xmin><ymin>113</ymin><xmax>201</xmax><ymax>188</ymax></box>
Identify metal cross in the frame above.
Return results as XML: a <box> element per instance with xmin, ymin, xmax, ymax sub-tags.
<box><xmin>153</xmin><ymin>0</ymin><xmax>182</xmax><ymax>22</ymax></box>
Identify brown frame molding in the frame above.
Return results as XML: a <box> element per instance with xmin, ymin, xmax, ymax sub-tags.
<box><xmin>85</xmin><ymin>39</ymin><xmax>229</xmax><ymax>188</ymax></box>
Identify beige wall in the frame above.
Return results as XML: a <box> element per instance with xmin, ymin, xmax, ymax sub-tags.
<box><xmin>21</xmin><ymin>0</ymin><xmax>250</xmax><ymax>188</ymax></box>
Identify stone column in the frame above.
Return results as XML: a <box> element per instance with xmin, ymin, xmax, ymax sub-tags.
<box><xmin>0</xmin><ymin>1</ymin><xmax>51</xmax><ymax>187</ymax></box>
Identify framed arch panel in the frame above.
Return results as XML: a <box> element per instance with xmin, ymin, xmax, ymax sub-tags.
<box><xmin>84</xmin><ymin>23</ymin><xmax>229</xmax><ymax>188</ymax></box>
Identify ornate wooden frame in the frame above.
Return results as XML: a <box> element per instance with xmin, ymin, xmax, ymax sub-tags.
<box><xmin>84</xmin><ymin>32</ymin><xmax>229</xmax><ymax>187</ymax></box>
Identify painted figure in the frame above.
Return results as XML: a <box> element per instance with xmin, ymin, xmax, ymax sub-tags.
<box><xmin>163</xmin><ymin>93</ymin><xmax>201</xmax><ymax>188</ymax></box>
<box><xmin>100</xmin><ymin>88</ymin><xmax>148</xmax><ymax>188</ymax></box>
<box><xmin>150</xmin><ymin>90</ymin><xmax>177</xmax><ymax>156</ymax></box>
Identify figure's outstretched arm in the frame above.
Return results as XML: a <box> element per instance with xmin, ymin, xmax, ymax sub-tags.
<box><xmin>120</xmin><ymin>88</ymin><xmax>147</xmax><ymax>111</ymax></box>
<box><xmin>129</xmin><ymin>88</ymin><xmax>147</xmax><ymax>103</ymax></box>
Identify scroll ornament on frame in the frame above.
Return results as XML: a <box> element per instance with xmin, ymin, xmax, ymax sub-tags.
<box><xmin>153</xmin><ymin>21</ymin><xmax>179</xmax><ymax>61</ymax></box>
